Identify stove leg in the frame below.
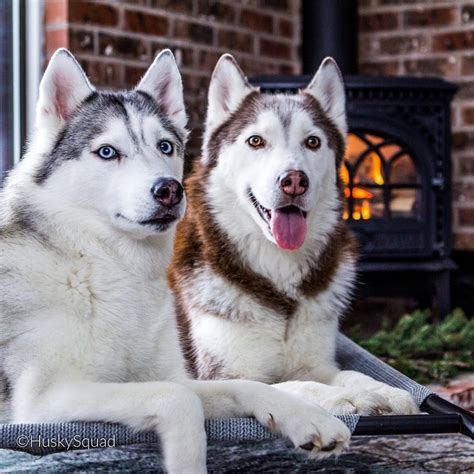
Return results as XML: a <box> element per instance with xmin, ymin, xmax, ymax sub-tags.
<box><xmin>434</xmin><ymin>270</ymin><xmax>451</xmax><ymax>318</ymax></box>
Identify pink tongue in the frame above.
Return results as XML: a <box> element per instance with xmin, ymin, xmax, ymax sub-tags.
<box><xmin>270</xmin><ymin>208</ymin><xmax>307</xmax><ymax>251</ymax></box>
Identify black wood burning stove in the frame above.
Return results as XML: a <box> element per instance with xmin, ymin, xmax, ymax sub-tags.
<box><xmin>250</xmin><ymin>0</ymin><xmax>457</xmax><ymax>315</ymax></box>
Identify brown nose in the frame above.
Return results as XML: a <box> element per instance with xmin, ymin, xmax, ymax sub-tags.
<box><xmin>279</xmin><ymin>170</ymin><xmax>309</xmax><ymax>196</ymax></box>
<box><xmin>151</xmin><ymin>178</ymin><xmax>183</xmax><ymax>207</ymax></box>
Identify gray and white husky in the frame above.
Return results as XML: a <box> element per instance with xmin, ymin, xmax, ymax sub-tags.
<box><xmin>0</xmin><ymin>49</ymin><xmax>352</xmax><ymax>473</ymax></box>
<box><xmin>170</xmin><ymin>55</ymin><xmax>419</xmax><ymax>417</ymax></box>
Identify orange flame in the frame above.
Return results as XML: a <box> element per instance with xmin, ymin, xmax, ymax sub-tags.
<box><xmin>370</xmin><ymin>153</ymin><xmax>384</xmax><ymax>185</ymax></box>
<box><xmin>341</xmin><ymin>153</ymin><xmax>384</xmax><ymax>221</ymax></box>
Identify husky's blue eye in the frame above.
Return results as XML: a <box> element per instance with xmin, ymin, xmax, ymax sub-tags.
<box><xmin>96</xmin><ymin>146</ymin><xmax>118</xmax><ymax>160</ymax></box>
<box><xmin>159</xmin><ymin>140</ymin><xmax>174</xmax><ymax>155</ymax></box>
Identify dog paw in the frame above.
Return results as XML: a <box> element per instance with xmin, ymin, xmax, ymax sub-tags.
<box><xmin>325</xmin><ymin>385</ymin><xmax>419</xmax><ymax>416</ymax></box>
<box><xmin>274</xmin><ymin>380</ymin><xmax>418</xmax><ymax>416</ymax></box>
<box><xmin>275</xmin><ymin>381</ymin><xmax>390</xmax><ymax>416</ymax></box>
<box><xmin>319</xmin><ymin>389</ymin><xmax>393</xmax><ymax>416</ymax></box>
<box><xmin>267</xmin><ymin>402</ymin><xmax>350</xmax><ymax>459</ymax></box>
<box><xmin>370</xmin><ymin>385</ymin><xmax>420</xmax><ymax>415</ymax></box>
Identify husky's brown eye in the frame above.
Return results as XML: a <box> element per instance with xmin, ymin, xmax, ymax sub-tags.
<box><xmin>247</xmin><ymin>135</ymin><xmax>265</xmax><ymax>149</ymax></box>
<box><xmin>305</xmin><ymin>136</ymin><xmax>321</xmax><ymax>150</ymax></box>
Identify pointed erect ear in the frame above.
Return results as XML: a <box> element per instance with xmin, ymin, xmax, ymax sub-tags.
<box><xmin>36</xmin><ymin>49</ymin><xmax>94</xmax><ymax>131</ymax></box>
<box><xmin>206</xmin><ymin>54</ymin><xmax>256</xmax><ymax>135</ymax></box>
<box><xmin>136</xmin><ymin>49</ymin><xmax>187</xmax><ymax>132</ymax></box>
<box><xmin>304</xmin><ymin>57</ymin><xmax>347</xmax><ymax>137</ymax></box>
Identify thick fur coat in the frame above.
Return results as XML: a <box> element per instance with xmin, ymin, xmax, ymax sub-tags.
<box><xmin>170</xmin><ymin>55</ymin><xmax>419</xmax><ymax>416</ymax></box>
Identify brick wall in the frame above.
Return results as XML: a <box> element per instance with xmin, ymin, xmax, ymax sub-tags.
<box><xmin>44</xmin><ymin>0</ymin><xmax>301</xmax><ymax>153</ymax></box>
<box><xmin>359</xmin><ymin>0</ymin><xmax>474</xmax><ymax>250</ymax></box>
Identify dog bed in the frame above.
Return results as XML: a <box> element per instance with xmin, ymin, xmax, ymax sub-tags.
<box><xmin>1</xmin><ymin>334</ymin><xmax>472</xmax><ymax>470</ymax></box>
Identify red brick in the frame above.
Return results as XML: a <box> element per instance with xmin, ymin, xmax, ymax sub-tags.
<box><xmin>240</xmin><ymin>8</ymin><xmax>273</xmax><ymax>33</ymax></box>
<box><xmin>462</xmin><ymin>106</ymin><xmax>474</xmax><ymax>125</ymax></box>
<box><xmin>150</xmin><ymin>0</ymin><xmax>194</xmax><ymax>14</ymax></box>
<box><xmin>181</xmin><ymin>73</ymin><xmax>208</xmax><ymax>96</ymax></box>
<box><xmin>175</xmin><ymin>20</ymin><xmax>214</xmax><ymax>45</ymax></box>
<box><xmin>433</xmin><ymin>32</ymin><xmax>474</xmax><ymax>53</ymax></box>
<box><xmin>196</xmin><ymin>50</ymin><xmax>221</xmax><ymax>70</ymax></box>
<box><xmin>454</xmin><ymin>232</ymin><xmax>474</xmax><ymax>250</ymax></box>
<box><xmin>376</xmin><ymin>0</ymin><xmax>417</xmax><ymax>4</ymax></box>
<box><xmin>124</xmin><ymin>10</ymin><xmax>169</xmax><ymax>35</ymax></box>
<box><xmin>255</xmin><ymin>0</ymin><xmax>290</xmax><ymax>12</ymax></box>
<box><xmin>404</xmin><ymin>57</ymin><xmax>458</xmax><ymax>77</ymax></box>
<box><xmin>69</xmin><ymin>1</ymin><xmax>118</xmax><ymax>27</ymax></box>
<box><xmin>379</xmin><ymin>34</ymin><xmax>428</xmax><ymax>55</ymax></box>
<box><xmin>403</xmin><ymin>7</ymin><xmax>456</xmax><ymax>28</ymax></box>
<box><xmin>452</xmin><ymin>131</ymin><xmax>474</xmax><ymax>150</ymax></box>
<box><xmin>453</xmin><ymin>181</ymin><xmax>474</xmax><ymax>202</ymax></box>
<box><xmin>279</xmin><ymin>18</ymin><xmax>293</xmax><ymax>38</ymax></box>
<box><xmin>462</xmin><ymin>5</ymin><xmax>474</xmax><ymax>24</ymax></box>
<box><xmin>46</xmin><ymin>28</ymin><xmax>69</xmax><ymax>55</ymax></box>
<box><xmin>45</xmin><ymin>0</ymin><xmax>68</xmax><ymax>25</ymax></box>
<box><xmin>218</xmin><ymin>30</ymin><xmax>254</xmax><ymax>53</ymax></box>
<box><xmin>278</xmin><ymin>63</ymin><xmax>295</xmax><ymax>74</ymax></box>
<box><xmin>458</xmin><ymin>159</ymin><xmax>474</xmax><ymax>177</ymax></box>
<box><xmin>359</xmin><ymin>60</ymin><xmax>400</xmax><ymax>75</ymax></box>
<box><xmin>124</xmin><ymin>65</ymin><xmax>147</xmax><ymax>86</ymax></box>
<box><xmin>239</xmin><ymin>57</ymin><xmax>277</xmax><ymax>75</ymax></box>
<box><xmin>99</xmin><ymin>33</ymin><xmax>148</xmax><ymax>60</ymax></box>
<box><xmin>359</xmin><ymin>13</ymin><xmax>398</xmax><ymax>32</ymax></box>
<box><xmin>358</xmin><ymin>37</ymin><xmax>379</xmax><ymax>62</ymax></box>
<box><xmin>120</xmin><ymin>0</ymin><xmax>148</xmax><ymax>5</ymax></box>
<box><xmin>259</xmin><ymin>38</ymin><xmax>291</xmax><ymax>60</ymax></box>
<box><xmin>455</xmin><ymin>82</ymin><xmax>474</xmax><ymax>101</ymax></box>
<box><xmin>197</xmin><ymin>0</ymin><xmax>236</xmax><ymax>23</ymax></box>
<box><xmin>69</xmin><ymin>29</ymin><xmax>95</xmax><ymax>54</ymax></box>
<box><xmin>458</xmin><ymin>207</ymin><xmax>474</xmax><ymax>226</ymax></box>
<box><xmin>161</xmin><ymin>46</ymin><xmax>194</xmax><ymax>68</ymax></box>
<box><xmin>461</xmin><ymin>56</ymin><xmax>474</xmax><ymax>75</ymax></box>
<box><xmin>82</xmin><ymin>60</ymin><xmax>123</xmax><ymax>88</ymax></box>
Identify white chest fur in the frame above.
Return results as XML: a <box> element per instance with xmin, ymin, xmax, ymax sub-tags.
<box><xmin>190</xmin><ymin>259</ymin><xmax>353</xmax><ymax>384</ymax></box>
<box><xmin>1</xmin><ymin>233</ymin><xmax>180</xmax><ymax>388</ymax></box>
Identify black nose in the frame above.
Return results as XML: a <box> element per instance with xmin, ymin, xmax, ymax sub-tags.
<box><xmin>279</xmin><ymin>170</ymin><xmax>309</xmax><ymax>196</ymax></box>
<box><xmin>151</xmin><ymin>178</ymin><xmax>183</xmax><ymax>207</ymax></box>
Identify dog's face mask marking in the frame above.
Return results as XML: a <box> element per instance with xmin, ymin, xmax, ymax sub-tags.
<box><xmin>204</xmin><ymin>55</ymin><xmax>346</xmax><ymax>251</ymax></box>
<box><xmin>33</xmin><ymin>49</ymin><xmax>187</xmax><ymax>237</ymax></box>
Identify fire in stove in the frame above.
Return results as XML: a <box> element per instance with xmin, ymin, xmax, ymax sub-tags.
<box><xmin>341</xmin><ymin>132</ymin><xmax>419</xmax><ymax>221</ymax></box>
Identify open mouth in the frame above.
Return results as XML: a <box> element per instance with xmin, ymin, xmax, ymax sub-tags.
<box><xmin>248</xmin><ymin>190</ymin><xmax>308</xmax><ymax>251</ymax></box>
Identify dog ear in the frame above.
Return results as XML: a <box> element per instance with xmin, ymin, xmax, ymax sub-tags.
<box><xmin>136</xmin><ymin>49</ymin><xmax>187</xmax><ymax>132</ymax></box>
<box><xmin>205</xmin><ymin>54</ymin><xmax>256</xmax><ymax>136</ymax></box>
<box><xmin>36</xmin><ymin>49</ymin><xmax>94</xmax><ymax>131</ymax></box>
<box><xmin>304</xmin><ymin>57</ymin><xmax>347</xmax><ymax>137</ymax></box>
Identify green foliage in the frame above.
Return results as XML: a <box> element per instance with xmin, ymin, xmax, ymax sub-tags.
<box><xmin>350</xmin><ymin>309</ymin><xmax>474</xmax><ymax>384</ymax></box>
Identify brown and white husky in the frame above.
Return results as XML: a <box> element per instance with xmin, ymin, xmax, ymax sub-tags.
<box><xmin>169</xmin><ymin>55</ymin><xmax>419</xmax><ymax>416</ymax></box>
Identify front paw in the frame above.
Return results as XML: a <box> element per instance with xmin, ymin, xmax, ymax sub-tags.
<box><xmin>319</xmin><ymin>388</ymin><xmax>393</xmax><ymax>416</ymax></box>
<box><xmin>279</xmin><ymin>381</ymin><xmax>418</xmax><ymax>416</ymax></box>
<box><xmin>371</xmin><ymin>385</ymin><xmax>419</xmax><ymax>415</ymax></box>
<box><xmin>267</xmin><ymin>401</ymin><xmax>351</xmax><ymax>459</ymax></box>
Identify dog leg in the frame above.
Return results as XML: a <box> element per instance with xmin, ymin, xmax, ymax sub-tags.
<box><xmin>13</xmin><ymin>380</ymin><xmax>207</xmax><ymax>474</ymax></box>
<box><xmin>185</xmin><ymin>379</ymin><xmax>350</xmax><ymax>459</ymax></box>
<box><xmin>329</xmin><ymin>370</ymin><xmax>419</xmax><ymax>415</ymax></box>
<box><xmin>272</xmin><ymin>380</ymin><xmax>399</xmax><ymax>416</ymax></box>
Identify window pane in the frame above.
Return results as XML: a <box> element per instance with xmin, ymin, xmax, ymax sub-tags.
<box><xmin>0</xmin><ymin>0</ymin><xmax>13</xmax><ymax>179</ymax></box>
